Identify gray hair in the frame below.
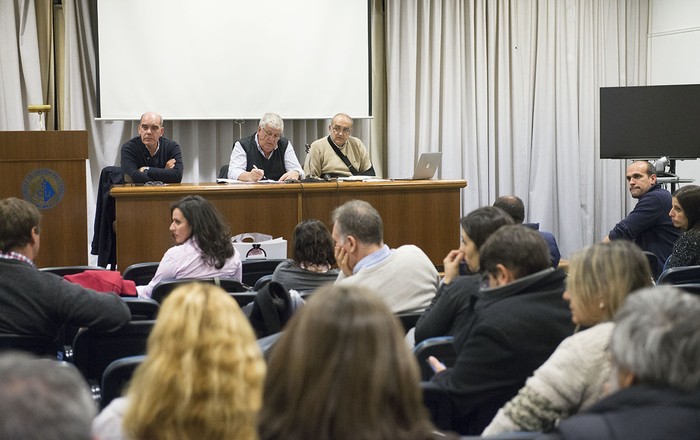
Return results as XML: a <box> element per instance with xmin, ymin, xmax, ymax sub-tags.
<box><xmin>331</xmin><ymin>200</ymin><xmax>383</xmax><ymax>245</ymax></box>
<box><xmin>610</xmin><ymin>286</ymin><xmax>700</xmax><ymax>391</ymax></box>
<box><xmin>259</xmin><ymin>112</ymin><xmax>284</xmax><ymax>132</ymax></box>
<box><xmin>0</xmin><ymin>352</ymin><xmax>96</xmax><ymax>439</ymax></box>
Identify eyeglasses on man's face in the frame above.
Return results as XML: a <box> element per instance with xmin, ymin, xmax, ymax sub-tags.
<box><xmin>139</xmin><ymin>124</ymin><xmax>161</xmax><ymax>132</ymax></box>
<box><xmin>260</xmin><ymin>127</ymin><xmax>282</xmax><ymax>140</ymax></box>
<box><xmin>331</xmin><ymin>125</ymin><xmax>352</xmax><ymax>135</ymax></box>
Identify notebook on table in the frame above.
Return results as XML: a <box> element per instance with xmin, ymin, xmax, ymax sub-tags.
<box><xmin>394</xmin><ymin>152</ymin><xmax>442</xmax><ymax>180</ymax></box>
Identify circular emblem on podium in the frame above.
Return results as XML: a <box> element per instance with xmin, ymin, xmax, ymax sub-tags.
<box><xmin>22</xmin><ymin>168</ymin><xmax>65</xmax><ymax>210</ymax></box>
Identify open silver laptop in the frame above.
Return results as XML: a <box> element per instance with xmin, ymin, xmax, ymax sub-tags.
<box><xmin>395</xmin><ymin>152</ymin><xmax>442</xmax><ymax>180</ymax></box>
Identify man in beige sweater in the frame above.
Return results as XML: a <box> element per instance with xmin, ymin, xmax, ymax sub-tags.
<box><xmin>331</xmin><ymin>200</ymin><xmax>438</xmax><ymax>313</ymax></box>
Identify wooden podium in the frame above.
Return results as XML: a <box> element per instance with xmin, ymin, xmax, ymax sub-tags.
<box><xmin>0</xmin><ymin>131</ymin><xmax>88</xmax><ymax>267</ymax></box>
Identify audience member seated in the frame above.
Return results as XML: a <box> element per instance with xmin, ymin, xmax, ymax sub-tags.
<box><xmin>121</xmin><ymin>112</ymin><xmax>184</xmax><ymax>184</ymax></box>
<box><xmin>428</xmin><ymin>225</ymin><xmax>574</xmax><ymax>435</ymax></box>
<box><xmin>137</xmin><ymin>195</ymin><xmax>242</xmax><ymax>298</ymax></box>
<box><xmin>258</xmin><ymin>284</ymin><xmax>441</xmax><ymax>440</ymax></box>
<box><xmin>271</xmin><ymin>219</ymin><xmax>339</xmax><ymax>292</ymax></box>
<box><xmin>227</xmin><ymin>112</ymin><xmax>304</xmax><ymax>182</ymax></box>
<box><xmin>0</xmin><ymin>352</ymin><xmax>96</xmax><ymax>439</ymax></box>
<box><xmin>664</xmin><ymin>184</ymin><xmax>700</xmax><ymax>271</ymax></box>
<box><xmin>537</xmin><ymin>286</ymin><xmax>700</xmax><ymax>440</ymax></box>
<box><xmin>332</xmin><ymin>200</ymin><xmax>439</xmax><ymax>313</ymax></box>
<box><xmin>304</xmin><ymin>113</ymin><xmax>375</xmax><ymax>178</ymax></box>
<box><xmin>414</xmin><ymin>206</ymin><xmax>514</xmax><ymax>345</ymax></box>
<box><xmin>93</xmin><ymin>282</ymin><xmax>265</xmax><ymax>440</ymax></box>
<box><xmin>0</xmin><ymin>197</ymin><xmax>130</xmax><ymax>340</ymax></box>
<box><xmin>603</xmin><ymin>160</ymin><xmax>680</xmax><ymax>278</ymax></box>
<box><xmin>483</xmin><ymin>241</ymin><xmax>653</xmax><ymax>436</ymax></box>
<box><xmin>493</xmin><ymin>195</ymin><xmax>561</xmax><ymax>267</ymax></box>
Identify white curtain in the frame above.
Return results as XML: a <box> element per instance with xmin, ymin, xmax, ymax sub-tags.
<box><xmin>2</xmin><ymin>0</ymin><xmax>648</xmax><ymax>262</ymax></box>
<box><xmin>385</xmin><ymin>0</ymin><xmax>649</xmax><ymax>258</ymax></box>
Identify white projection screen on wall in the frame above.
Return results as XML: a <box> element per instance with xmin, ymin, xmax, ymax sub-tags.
<box><xmin>96</xmin><ymin>0</ymin><xmax>371</xmax><ymax>120</ymax></box>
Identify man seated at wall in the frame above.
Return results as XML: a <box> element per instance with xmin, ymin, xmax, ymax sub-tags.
<box><xmin>428</xmin><ymin>225</ymin><xmax>574</xmax><ymax>435</ymax></box>
<box><xmin>121</xmin><ymin>112</ymin><xmax>184</xmax><ymax>183</ymax></box>
<box><xmin>0</xmin><ymin>197</ymin><xmax>130</xmax><ymax>340</ymax></box>
<box><xmin>227</xmin><ymin>112</ymin><xmax>304</xmax><ymax>182</ymax></box>
<box><xmin>332</xmin><ymin>199</ymin><xmax>438</xmax><ymax>314</ymax></box>
<box><xmin>493</xmin><ymin>195</ymin><xmax>561</xmax><ymax>267</ymax></box>
<box><xmin>603</xmin><ymin>160</ymin><xmax>680</xmax><ymax>278</ymax></box>
<box><xmin>304</xmin><ymin>113</ymin><xmax>375</xmax><ymax>178</ymax></box>
<box><xmin>0</xmin><ymin>352</ymin><xmax>96</xmax><ymax>439</ymax></box>
<box><xmin>538</xmin><ymin>286</ymin><xmax>700</xmax><ymax>440</ymax></box>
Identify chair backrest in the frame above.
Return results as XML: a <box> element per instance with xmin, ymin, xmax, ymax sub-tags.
<box><xmin>675</xmin><ymin>283</ymin><xmax>700</xmax><ymax>295</ymax></box>
<box><xmin>421</xmin><ymin>381</ymin><xmax>456</xmax><ymax>432</ymax></box>
<box><xmin>0</xmin><ymin>334</ymin><xmax>56</xmax><ymax>357</ymax></box>
<box><xmin>151</xmin><ymin>278</ymin><xmax>249</xmax><ymax>304</ymax></box>
<box><xmin>253</xmin><ymin>273</ymin><xmax>274</xmax><ymax>291</ymax></box>
<box><xmin>122</xmin><ymin>262</ymin><xmax>160</xmax><ymax>286</ymax></box>
<box><xmin>100</xmin><ymin>355</ymin><xmax>145</xmax><ymax>410</ymax></box>
<box><xmin>413</xmin><ymin>336</ymin><xmax>456</xmax><ymax>381</ymax></box>
<box><xmin>230</xmin><ymin>291</ymin><xmax>257</xmax><ymax>308</ymax></box>
<box><xmin>72</xmin><ymin>320</ymin><xmax>154</xmax><ymax>383</ymax></box>
<box><xmin>39</xmin><ymin>265</ymin><xmax>106</xmax><ymax>277</ymax></box>
<box><xmin>218</xmin><ymin>164</ymin><xmax>229</xmax><ymax>179</ymax></box>
<box><xmin>122</xmin><ymin>297</ymin><xmax>160</xmax><ymax>320</ymax></box>
<box><xmin>657</xmin><ymin>265</ymin><xmax>700</xmax><ymax>285</ymax></box>
<box><xmin>241</xmin><ymin>259</ymin><xmax>286</xmax><ymax>287</ymax></box>
<box><xmin>396</xmin><ymin>311</ymin><xmax>422</xmax><ymax>334</ymax></box>
<box><xmin>642</xmin><ymin>251</ymin><xmax>661</xmax><ymax>280</ymax></box>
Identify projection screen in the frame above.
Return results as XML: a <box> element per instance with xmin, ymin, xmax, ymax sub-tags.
<box><xmin>96</xmin><ymin>0</ymin><xmax>371</xmax><ymax>120</ymax></box>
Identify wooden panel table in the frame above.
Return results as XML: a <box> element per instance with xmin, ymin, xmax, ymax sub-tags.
<box><xmin>111</xmin><ymin>179</ymin><xmax>467</xmax><ymax>271</ymax></box>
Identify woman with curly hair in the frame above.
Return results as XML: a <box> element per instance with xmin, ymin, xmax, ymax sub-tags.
<box><xmin>271</xmin><ymin>219</ymin><xmax>339</xmax><ymax>292</ymax></box>
<box><xmin>93</xmin><ymin>282</ymin><xmax>266</xmax><ymax>439</ymax></box>
<box><xmin>137</xmin><ymin>195</ymin><xmax>241</xmax><ymax>298</ymax></box>
<box><xmin>259</xmin><ymin>284</ymin><xmax>441</xmax><ymax>440</ymax></box>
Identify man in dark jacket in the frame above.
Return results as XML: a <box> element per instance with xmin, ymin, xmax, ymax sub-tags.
<box><xmin>604</xmin><ymin>160</ymin><xmax>680</xmax><ymax>277</ymax></box>
<box><xmin>537</xmin><ymin>286</ymin><xmax>700</xmax><ymax>440</ymax></box>
<box><xmin>0</xmin><ymin>198</ymin><xmax>130</xmax><ymax>341</ymax></box>
<box><xmin>429</xmin><ymin>225</ymin><xmax>574</xmax><ymax>435</ymax></box>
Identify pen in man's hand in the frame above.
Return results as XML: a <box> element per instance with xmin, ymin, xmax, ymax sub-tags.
<box><xmin>253</xmin><ymin>165</ymin><xmax>266</xmax><ymax>179</ymax></box>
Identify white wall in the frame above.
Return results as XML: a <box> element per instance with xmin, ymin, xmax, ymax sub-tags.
<box><xmin>649</xmin><ymin>0</ymin><xmax>700</xmax><ymax>181</ymax></box>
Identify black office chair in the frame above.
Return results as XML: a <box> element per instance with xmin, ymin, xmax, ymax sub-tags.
<box><xmin>100</xmin><ymin>355</ymin><xmax>145</xmax><ymax>410</ymax></box>
<box><xmin>39</xmin><ymin>265</ymin><xmax>107</xmax><ymax>277</ymax></box>
<box><xmin>421</xmin><ymin>381</ymin><xmax>456</xmax><ymax>432</ymax></box>
<box><xmin>151</xmin><ymin>278</ymin><xmax>249</xmax><ymax>304</ymax></box>
<box><xmin>230</xmin><ymin>291</ymin><xmax>258</xmax><ymax>308</ymax></box>
<box><xmin>122</xmin><ymin>297</ymin><xmax>160</xmax><ymax>320</ymax></box>
<box><xmin>71</xmin><ymin>320</ymin><xmax>154</xmax><ymax>385</ymax></box>
<box><xmin>0</xmin><ymin>334</ymin><xmax>57</xmax><ymax>357</ymax></box>
<box><xmin>413</xmin><ymin>336</ymin><xmax>456</xmax><ymax>381</ymax></box>
<box><xmin>674</xmin><ymin>283</ymin><xmax>700</xmax><ymax>295</ymax></box>
<box><xmin>396</xmin><ymin>311</ymin><xmax>422</xmax><ymax>334</ymax></box>
<box><xmin>657</xmin><ymin>265</ymin><xmax>700</xmax><ymax>285</ymax></box>
<box><xmin>122</xmin><ymin>262</ymin><xmax>160</xmax><ymax>286</ymax></box>
<box><xmin>218</xmin><ymin>164</ymin><xmax>229</xmax><ymax>179</ymax></box>
<box><xmin>241</xmin><ymin>259</ymin><xmax>286</xmax><ymax>287</ymax></box>
<box><xmin>642</xmin><ymin>251</ymin><xmax>661</xmax><ymax>279</ymax></box>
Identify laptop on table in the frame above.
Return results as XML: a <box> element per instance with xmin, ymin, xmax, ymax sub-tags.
<box><xmin>395</xmin><ymin>152</ymin><xmax>442</xmax><ymax>180</ymax></box>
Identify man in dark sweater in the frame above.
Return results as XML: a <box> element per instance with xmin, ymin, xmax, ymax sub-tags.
<box><xmin>120</xmin><ymin>112</ymin><xmax>184</xmax><ymax>184</ymax></box>
<box><xmin>428</xmin><ymin>225</ymin><xmax>573</xmax><ymax>435</ymax></box>
<box><xmin>0</xmin><ymin>198</ymin><xmax>130</xmax><ymax>341</ymax></box>
<box><xmin>227</xmin><ymin>112</ymin><xmax>304</xmax><ymax>182</ymax></box>
<box><xmin>603</xmin><ymin>160</ymin><xmax>680</xmax><ymax>277</ymax></box>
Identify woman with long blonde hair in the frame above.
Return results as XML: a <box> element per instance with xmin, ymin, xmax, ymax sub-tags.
<box><xmin>93</xmin><ymin>282</ymin><xmax>266</xmax><ymax>440</ymax></box>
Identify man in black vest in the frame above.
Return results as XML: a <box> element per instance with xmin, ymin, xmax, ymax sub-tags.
<box><xmin>227</xmin><ymin>112</ymin><xmax>304</xmax><ymax>182</ymax></box>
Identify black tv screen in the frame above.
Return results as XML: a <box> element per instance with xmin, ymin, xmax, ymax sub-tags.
<box><xmin>600</xmin><ymin>84</ymin><xmax>700</xmax><ymax>159</ymax></box>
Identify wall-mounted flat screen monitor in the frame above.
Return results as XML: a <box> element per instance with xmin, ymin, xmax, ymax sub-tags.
<box><xmin>600</xmin><ymin>84</ymin><xmax>700</xmax><ymax>159</ymax></box>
